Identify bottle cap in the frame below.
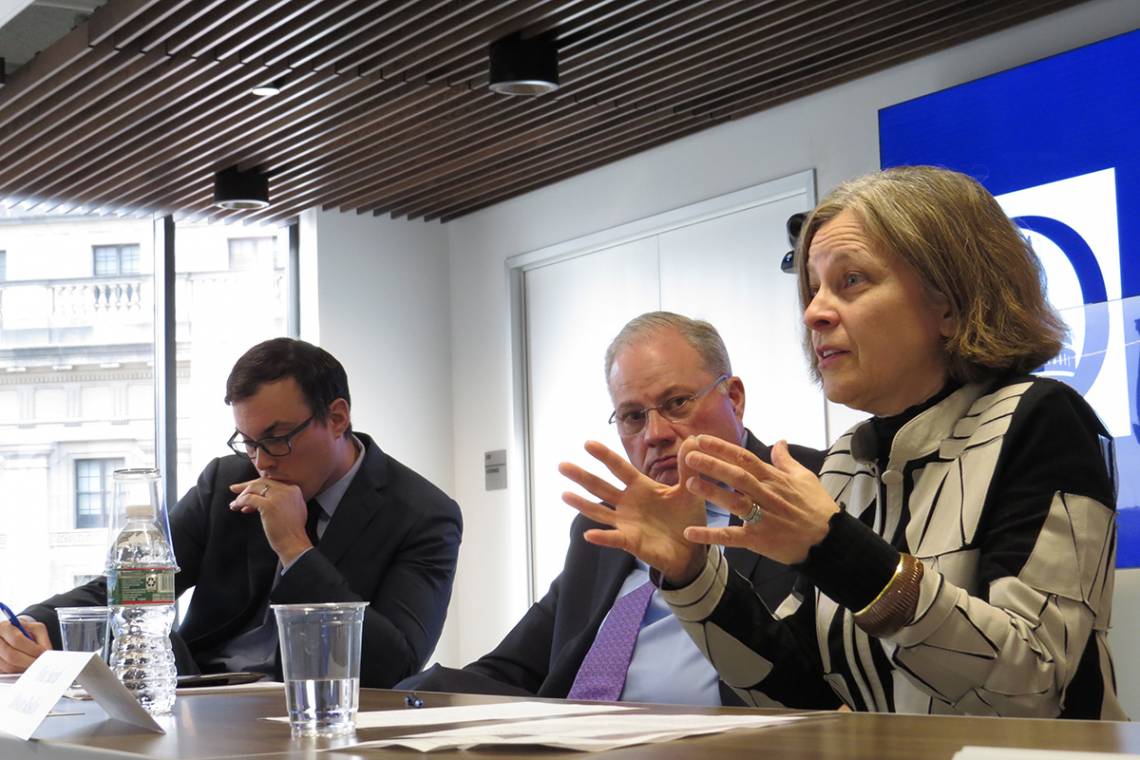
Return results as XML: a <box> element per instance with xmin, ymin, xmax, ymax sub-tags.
<box><xmin>125</xmin><ymin>503</ymin><xmax>156</xmax><ymax>520</ymax></box>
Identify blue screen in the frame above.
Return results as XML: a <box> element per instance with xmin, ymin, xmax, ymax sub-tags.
<box><xmin>878</xmin><ymin>29</ymin><xmax>1140</xmax><ymax>566</ymax></box>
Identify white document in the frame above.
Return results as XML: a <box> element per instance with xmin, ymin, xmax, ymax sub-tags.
<box><xmin>956</xmin><ymin>749</ymin><xmax>1140</xmax><ymax>760</ymax></box>
<box><xmin>355</xmin><ymin>711</ymin><xmax>803</xmax><ymax>752</ymax></box>
<box><xmin>267</xmin><ymin>699</ymin><xmax>634</xmax><ymax>729</ymax></box>
<box><xmin>0</xmin><ymin>651</ymin><xmax>164</xmax><ymax>740</ymax></box>
<box><xmin>175</xmin><ymin>681</ymin><xmax>284</xmax><ymax>696</ymax></box>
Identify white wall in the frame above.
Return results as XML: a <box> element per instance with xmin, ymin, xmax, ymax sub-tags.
<box><xmin>442</xmin><ymin>0</ymin><xmax>1140</xmax><ymax>669</ymax></box>
<box><xmin>301</xmin><ymin>207</ymin><xmax>459</xmax><ymax>661</ymax></box>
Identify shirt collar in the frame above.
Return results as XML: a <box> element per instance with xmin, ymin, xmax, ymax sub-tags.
<box><xmin>310</xmin><ymin>434</ymin><xmax>365</xmax><ymax>520</ymax></box>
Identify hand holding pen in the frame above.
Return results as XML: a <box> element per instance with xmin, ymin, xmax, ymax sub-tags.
<box><xmin>0</xmin><ymin>601</ymin><xmax>52</xmax><ymax>674</ymax></box>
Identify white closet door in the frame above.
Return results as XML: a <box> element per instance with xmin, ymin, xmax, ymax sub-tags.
<box><xmin>659</xmin><ymin>199</ymin><xmax>828</xmax><ymax>451</ymax></box>
<box><xmin>523</xmin><ymin>238</ymin><xmax>659</xmax><ymax>596</ymax></box>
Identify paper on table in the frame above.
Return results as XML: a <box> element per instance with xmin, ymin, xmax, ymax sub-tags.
<box><xmin>175</xmin><ymin>680</ymin><xmax>284</xmax><ymax>697</ymax></box>
<box><xmin>267</xmin><ymin>699</ymin><xmax>634</xmax><ymax>729</ymax></box>
<box><xmin>955</xmin><ymin>748</ymin><xmax>1140</xmax><ymax>760</ymax></box>
<box><xmin>354</xmin><ymin>711</ymin><xmax>803</xmax><ymax>753</ymax></box>
<box><xmin>0</xmin><ymin>651</ymin><xmax>163</xmax><ymax>740</ymax></box>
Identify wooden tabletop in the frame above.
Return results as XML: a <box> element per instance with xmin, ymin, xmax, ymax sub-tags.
<box><xmin>5</xmin><ymin>687</ymin><xmax>1139</xmax><ymax>759</ymax></box>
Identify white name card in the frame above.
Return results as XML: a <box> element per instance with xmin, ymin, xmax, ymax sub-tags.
<box><xmin>0</xmin><ymin>651</ymin><xmax>164</xmax><ymax>740</ymax></box>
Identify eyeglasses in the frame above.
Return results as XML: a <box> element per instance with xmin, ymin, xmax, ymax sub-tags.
<box><xmin>227</xmin><ymin>414</ymin><xmax>314</xmax><ymax>459</ymax></box>
<box><xmin>608</xmin><ymin>374</ymin><xmax>729</xmax><ymax>436</ymax></box>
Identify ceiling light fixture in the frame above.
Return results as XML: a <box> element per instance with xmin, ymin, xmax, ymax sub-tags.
<box><xmin>250</xmin><ymin>77</ymin><xmax>286</xmax><ymax>97</ymax></box>
<box><xmin>213</xmin><ymin>166</ymin><xmax>269</xmax><ymax>210</ymax></box>
<box><xmin>488</xmin><ymin>35</ymin><xmax>559</xmax><ymax>96</ymax></box>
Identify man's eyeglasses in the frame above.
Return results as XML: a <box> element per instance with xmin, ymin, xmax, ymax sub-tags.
<box><xmin>608</xmin><ymin>375</ymin><xmax>729</xmax><ymax>436</ymax></box>
<box><xmin>227</xmin><ymin>415</ymin><xmax>314</xmax><ymax>459</ymax></box>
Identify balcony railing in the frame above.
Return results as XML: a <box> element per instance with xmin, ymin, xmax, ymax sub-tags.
<box><xmin>0</xmin><ymin>270</ymin><xmax>285</xmax><ymax>350</ymax></box>
<box><xmin>0</xmin><ymin>275</ymin><xmax>150</xmax><ymax>333</ymax></box>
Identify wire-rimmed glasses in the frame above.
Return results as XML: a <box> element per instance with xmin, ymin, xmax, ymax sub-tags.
<box><xmin>608</xmin><ymin>374</ymin><xmax>729</xmax><ymax>436</ymax></box>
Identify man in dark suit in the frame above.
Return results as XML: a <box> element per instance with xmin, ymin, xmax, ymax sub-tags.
<box><xmin>0</xmin><ymin>338</ymin><xmax>462</xmax><ymax>688</ymax></box>
<box><xmin>400</xmin><ymin>312</ymin><xmax>822</xmax><ymax>705</ymax></box>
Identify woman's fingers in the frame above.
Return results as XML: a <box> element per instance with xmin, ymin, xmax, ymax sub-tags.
<box><xmin>561</xmin><ymin>491</ymin><xmax>618</xmax><ymax>526</ymax></box>
<box><xmin>696</xmin><ymin>435</ymin><xmax>776</xmax><ymax>474</ymax></box>
<box><xmin>583</xmin><ymin>440</ymin><xmax>643</xmax><ymax>485</ymax></box>
<box><xmin>684</xmin><ymin>524</ymin><xmax>757</xmax><ymax>550</ymax></box>
<box><xmin>770</xmin><ymin>439</ymin><xmax>811</xmax><ymax>475</ymax></box>
<box><xmin>677</xmin><ymin>436</ymin><xmax>702</xmax><ymax>487</ymax></box>
<box><xmin>581</xmin><ymin>527</ymin><xmax>631</xmax><ymax>551</ymax></box>
<box><xmin>558</xmin><ymin>461</ymin><xmax>624</xmax><ymax>505</ymax></box>
<box><xmin>685</xmin><ymin>473</ymin><xmax>753</xmax><ymax>518</ymax></box>
<box><xmin>684</xmin><ymin>449</ymin><xmax>766</xmax><ymax>504</ymax></box>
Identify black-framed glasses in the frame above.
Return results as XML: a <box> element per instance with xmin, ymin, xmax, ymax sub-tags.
<box><xmin>608</xmin><ymin>374</ymin><xmax>729</xmax><ymax>436</ymax></box>
<box><xmin>227</xmin><ymin>414</ymin><xmax>315</xmax><ymax>459</ymax></box>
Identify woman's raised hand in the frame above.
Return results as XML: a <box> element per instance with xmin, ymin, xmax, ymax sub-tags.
<box><xmin>681</xmin><ymin>436</ymin><xmax>839</xmax><ymax>565</ymax></box>
<box><xmin>559</xmin><ymin>440</ymin><xmax>708</xmax><ymax>584</ymax></box>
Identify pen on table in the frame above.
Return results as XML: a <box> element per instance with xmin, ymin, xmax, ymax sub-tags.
<box><xmin>404</xmin><ymin>692</ymin><xmax>424</xmax><ymax>708</ymax></box>
<box><xmin>0</xmin><ymin>601</ymin><xmax>35</xmax><ymax>641</ymax></box>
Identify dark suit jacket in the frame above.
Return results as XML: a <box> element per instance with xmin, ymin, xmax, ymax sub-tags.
<box><xmin>399</xmin><ymin>431</ymin><xmax>823</xmax><ymax>704</ymax></box>
<box><xmin>26</xmin><ymin>432</ymin><xmax>462</xmax><ymax>689</ymax></box>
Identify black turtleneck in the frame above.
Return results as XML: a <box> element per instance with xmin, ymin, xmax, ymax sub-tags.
<box><xmin>795</xmin><ymin>383</ymin><xmax>959</xmax><ymax>613</ymax></box>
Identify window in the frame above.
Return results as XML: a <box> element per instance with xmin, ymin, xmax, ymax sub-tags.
<box><xmin>177</xmin><ymin>222</ymin><xmax>290</xmax><ymax>498</ymax></box>
<box><xmin>0</xmin><ymin>214</ymin><xmax>295</xmax><ymax>613</ymax></box>
<box><xmin>227</xmin><ymin>236</ymin><xmax>275</xmax><ymax>271</ymax></box>
<box><xmin>93</xmin><ymin>243</ymin><xmax>140</xmax><ymax>276</ymax></box>
<box><xmin>75</xmin><ymin>458</ymin><xmax>125</xmax><ymax>528</ymax></box>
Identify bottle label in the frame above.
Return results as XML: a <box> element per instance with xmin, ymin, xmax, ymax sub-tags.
<box><xmin>109</xmin><ymin>567</ymin><xmax>175</xmax><ymax>605</ymax></box>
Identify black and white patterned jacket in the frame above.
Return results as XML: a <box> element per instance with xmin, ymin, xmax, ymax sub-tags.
<box><xmin>663</xmin><ymin>377</ymin><xmax>1126</xmax><ymax>719</ymax></box>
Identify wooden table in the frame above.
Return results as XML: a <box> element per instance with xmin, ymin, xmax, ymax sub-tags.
<box><xmin>4</xmin><ymin>687</ymin><xmax>1139</xmax><ymax>759</ymax></box>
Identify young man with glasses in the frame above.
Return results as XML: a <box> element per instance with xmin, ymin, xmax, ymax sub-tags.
<box><xmin>399</xmin><ymin>311</ymin><xmax>822</xmax><ymax>706</ymax></box>
<box><xmin>2</xmin><ymin>338</ymin><xmax>462</xmax><ymax>688</ymax></box>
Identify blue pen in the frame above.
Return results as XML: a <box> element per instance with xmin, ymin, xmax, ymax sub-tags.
<box><xmin>0</xmin><ymin>602</ymin><xmax>34</xmax><ymax>641</ymax></box>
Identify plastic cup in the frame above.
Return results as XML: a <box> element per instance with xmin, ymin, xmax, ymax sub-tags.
<box><xmin>57</xmin><ymin>606</ymin><xmax>111</xmax><ymax>662</ymax></box>
<box><xmin>272</xmin><ymin>602</ymin><xmax>367</xmax><ymax>737</ymax></box>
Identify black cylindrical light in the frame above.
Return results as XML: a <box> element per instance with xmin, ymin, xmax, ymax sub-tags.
<box><xmin>488</xmin><ymin>36</ymin><xmax>559</xmax><ymax>96</ymax></box>
<box><xmin>213</xmin><ymin>166</ymin><xmax>269</xmax><ymax>210</ymax></box>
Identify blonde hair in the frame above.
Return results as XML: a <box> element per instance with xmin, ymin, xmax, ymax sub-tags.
<box><xmin>795</xmin><ymin>166</ymin><xmax>1065</xmax><ymax>384</ymax></box>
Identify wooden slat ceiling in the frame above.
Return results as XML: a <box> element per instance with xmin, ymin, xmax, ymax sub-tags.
<box><xmin>0</xmin><ymin>0</ymin><xmax>1090</xmax><ymax>226</ymax></box>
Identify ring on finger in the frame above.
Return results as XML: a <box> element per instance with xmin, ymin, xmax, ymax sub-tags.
<box><xmin>259</xmin><ymin>484</ymin><xmax>270</xmax><ymax>497</ymax></box>
<box><xmin>742</xmin><ymin>501</ymin><xmax>763</xmax><ymax>525</ymax></box>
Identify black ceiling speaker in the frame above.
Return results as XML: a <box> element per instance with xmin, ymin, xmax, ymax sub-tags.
<box><xmin>213</xmin><ymin>166</ymin><xmax>269</xmax><ymax>210</ymax></box>
<box><xmin>488</xmin><ymin>35</ymin><xmax>559</xmax><ymax>96</ymax></box>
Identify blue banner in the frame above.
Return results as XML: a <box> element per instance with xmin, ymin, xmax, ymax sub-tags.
<box><xmin>879</xmin><ymin>29</ymin><xmax>1140</xmax><ymax>565</ymax></box>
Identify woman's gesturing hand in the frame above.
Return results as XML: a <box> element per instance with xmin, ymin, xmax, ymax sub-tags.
<box><xmin>559</xmin><ymin>439</ymin><xmax>709</xmax><ymax>585</ymax></box>
<box><xmin>681</xmin><ymin>436</ymin><xmax>839</xmax><ymax>565</ymax></box>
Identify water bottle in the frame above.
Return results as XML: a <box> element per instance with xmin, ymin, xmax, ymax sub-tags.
<box><xmin>106</xmin><ymin>468</ymin><xmax>179</xmax><ymax>715</ymax></box>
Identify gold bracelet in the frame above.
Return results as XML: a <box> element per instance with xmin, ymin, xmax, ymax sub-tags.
<box><xmin>852</xmin><ymin>553</ymin><xmax>924</xmax><ymax>637</ymax></box>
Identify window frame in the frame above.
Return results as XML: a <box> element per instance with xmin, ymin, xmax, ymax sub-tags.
<box><xmin>74</xmin><ymin>457</ymin><xmax>125</xmax><ymax>529</ymax></box>
<box><xmin>92</xmin><ymin>243</ymin><xmax>141</xmax><ymax>276</ymax></box>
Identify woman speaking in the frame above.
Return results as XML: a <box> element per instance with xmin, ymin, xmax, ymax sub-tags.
<box><xmin>560</xmin><ymin>166</ymin><xmax>1125</xmax><ymax>719</ymax></box>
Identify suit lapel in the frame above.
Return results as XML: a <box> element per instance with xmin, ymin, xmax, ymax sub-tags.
<box><xmin>591</xmin><ymin>541</ymin><xmax>635</xmax><ymax>611</ymax></box>
<box><xmin>315</xmin><ymin>434</ymin><xmax>387</xmax><ymax>566</ymax></box>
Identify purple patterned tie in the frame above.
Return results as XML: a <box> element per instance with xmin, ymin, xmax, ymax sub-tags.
<box><xmin>567</xmin><ymin>580</ymin><xmax>655</xmax><ymax>701</ymax></box>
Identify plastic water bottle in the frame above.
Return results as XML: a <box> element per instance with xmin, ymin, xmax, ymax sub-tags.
<box><xmin>107</xmin><ymin>470</ymin><xmax>178</xmax><ymax>715</ymax></box>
